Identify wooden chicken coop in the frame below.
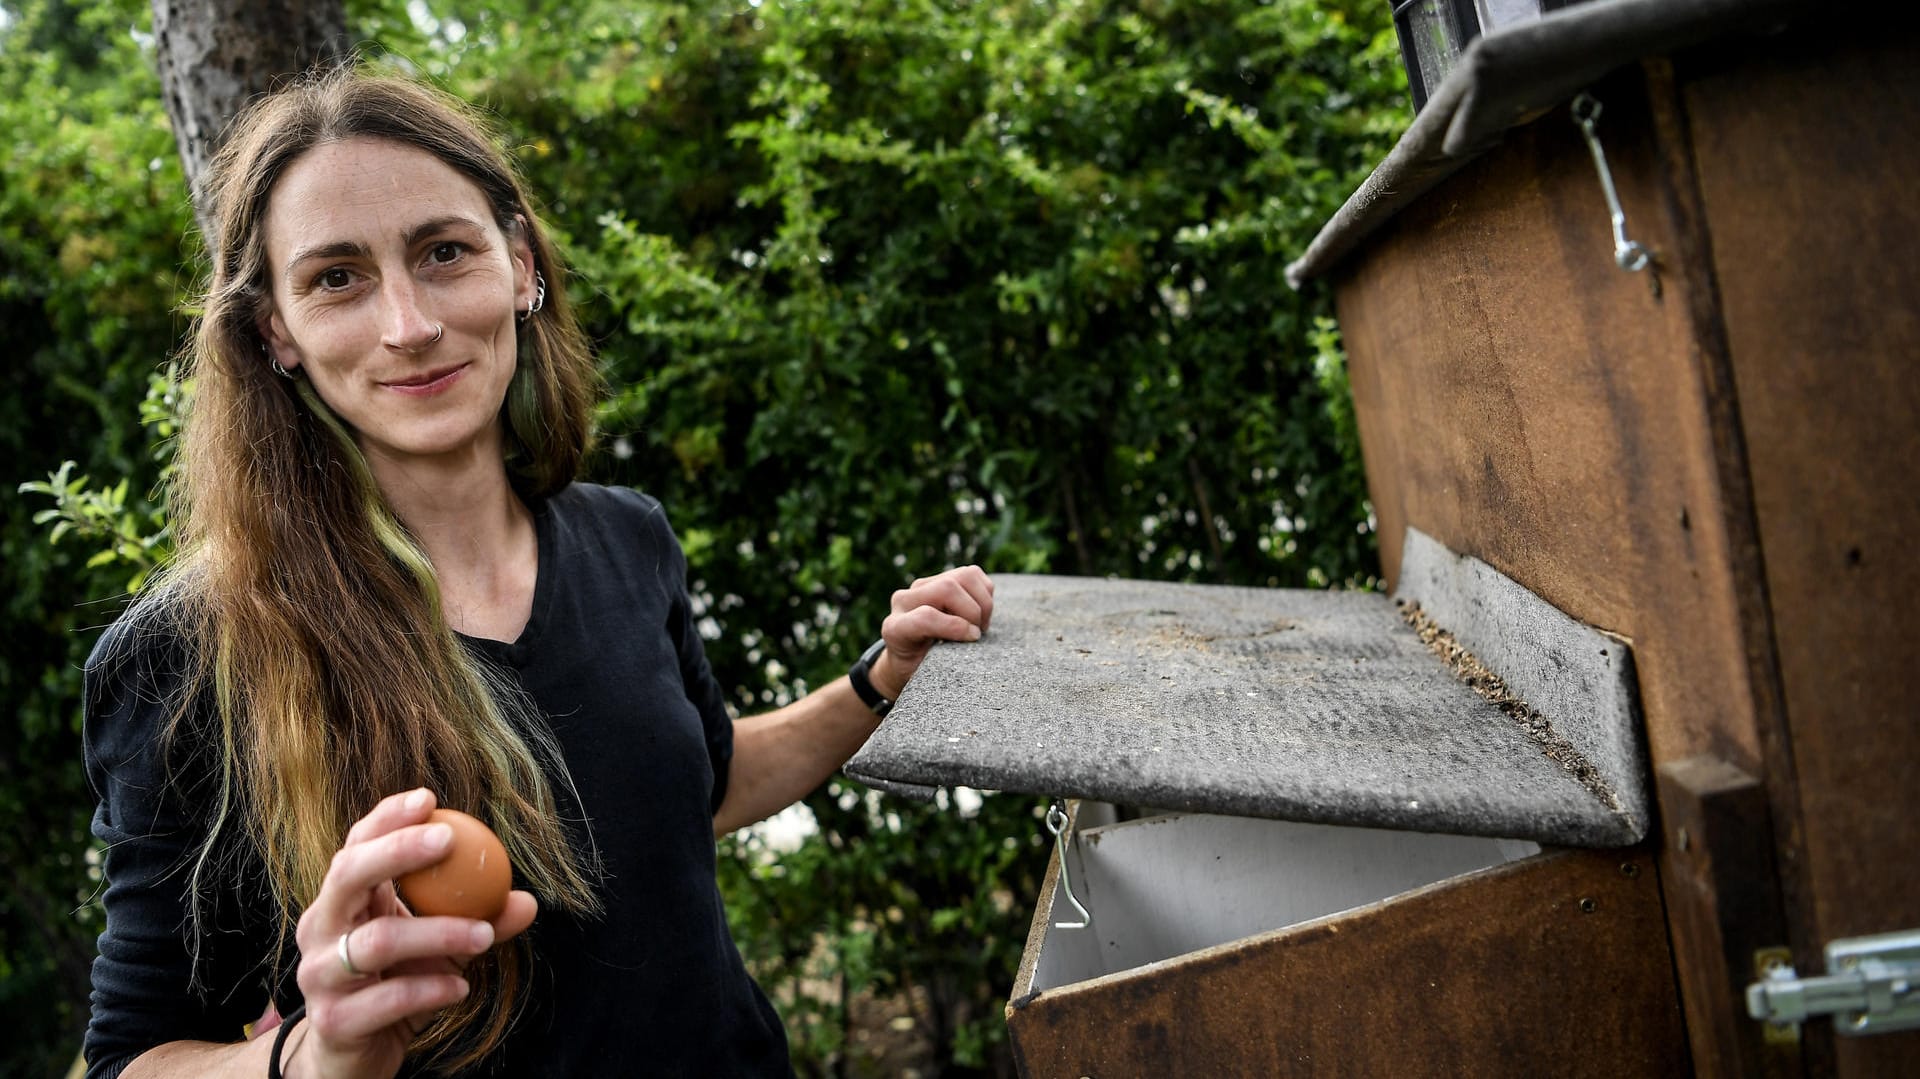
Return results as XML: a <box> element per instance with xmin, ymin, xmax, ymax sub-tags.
<box><xmin>847</xmin><ymin>1</ymin><xmax>1920</xmax><ymax>1075</ymax></box>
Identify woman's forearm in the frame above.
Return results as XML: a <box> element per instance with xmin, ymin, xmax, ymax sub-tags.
<box><xmin>711</xmin><ymin>568</ymin><xmax>993</xmax><ymax>836</ymax></box>
<box><xmin>712</xmin><ymin>671</ymin><xmax>887</xmax><ymax>837</ymax></box>
<box><xmin>117</xmin><ymin>1023</ymin><xmax>295</xmax><ymax>1079</ymax></box>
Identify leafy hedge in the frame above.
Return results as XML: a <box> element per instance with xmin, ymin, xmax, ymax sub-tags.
<box><xmin>1</xmin><ymin>3</ymin><xmax>195</xmax><ymax>1074</ymax></box>
<box><xmin>5</xmin><ymin>0</ymin><xmax>1407</xmax><ymax>1074</ymax></box>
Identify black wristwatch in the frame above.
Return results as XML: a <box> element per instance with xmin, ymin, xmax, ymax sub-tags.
<box><xmin>848</xmin><ymin>638</ymin><xmax>894</xmax><ymax>717</ymax></box>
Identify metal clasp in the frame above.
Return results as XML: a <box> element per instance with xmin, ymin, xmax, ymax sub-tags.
<box><xmin>1571</xmin><ymin>92</ymin><xmax>1651</xmax><ymax>273</ymax></box>
<box><xmin>1746</xmin><ymin>930</ymin><xmax>1920</xmax><ymax>1035</ymax></box>
<box><xmin>1045</xmin><ymin>799</ymin><xmax>1092</xmax><ymax>930</ymax></box>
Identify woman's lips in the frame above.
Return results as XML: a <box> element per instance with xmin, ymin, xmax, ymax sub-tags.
<box><xmin>383</xmin><ymin>363</ymin><xmax>469</xmax><ymax>397</ymax></box>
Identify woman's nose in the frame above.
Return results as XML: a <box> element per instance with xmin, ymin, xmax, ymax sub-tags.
<box><xmin>380</xmin><ymin>280</ymin><xmax>442</xmax><ymax>353</ymax></box>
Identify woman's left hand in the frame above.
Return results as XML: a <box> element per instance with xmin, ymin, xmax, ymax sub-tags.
<box><xmin>871</xmin><ymin>565</ymin><xmax>995</xmax><ymax>700</ymax></box>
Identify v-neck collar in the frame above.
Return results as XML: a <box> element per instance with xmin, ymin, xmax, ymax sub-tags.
<box><xmin>456</xmin><ymin>496</ymin><xmax>553</xmax><ymax>669</ymax></box>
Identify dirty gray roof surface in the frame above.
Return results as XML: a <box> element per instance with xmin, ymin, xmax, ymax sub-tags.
<box><xmin>847</xmin><ymin>544</ymin><xmax>1649</xmax><ymax>846</ymax></box>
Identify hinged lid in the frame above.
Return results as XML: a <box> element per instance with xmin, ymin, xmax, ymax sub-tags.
<box><xmin>846</xmin><ymin>528</ymin><xmax>1651</xmax><ymax>847</ymax></box>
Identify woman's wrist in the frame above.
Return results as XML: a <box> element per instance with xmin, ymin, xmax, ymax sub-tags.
<box><xmin>268</xmin><ymin>1005</ymin><xmax>306</xmax><ymax>1079</ymax></box>
<box><xmin>867</xmin><ymin>648</ymin><xmax>906</xmax><ymax>702</ymax></box>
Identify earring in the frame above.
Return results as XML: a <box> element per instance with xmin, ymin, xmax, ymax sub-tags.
<box><xmin>520</xmin><ymin>272</ymin><xmax>547</xmax><ymax>321</ymax></box>
<box><xmin>264</xmin><ymin>342</ymin><xmax>293</xmax><ymax>379</ymax></box>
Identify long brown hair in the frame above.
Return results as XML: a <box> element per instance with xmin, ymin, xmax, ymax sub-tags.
<box><xmin>147</xmin><ymin>66</ymin><xmax>603</xmax><ymax>1070</ymax></box>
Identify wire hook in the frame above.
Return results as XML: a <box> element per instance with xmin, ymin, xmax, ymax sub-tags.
<box><xmin>1046</xmin><ymin>799</ymin><xmax>1093</xmax><ymax>929</ymax></box>
<box><xmin>1572</xmin><ymin>92</ymin><xmax>1651</xmax><ymax>273</ymax></box>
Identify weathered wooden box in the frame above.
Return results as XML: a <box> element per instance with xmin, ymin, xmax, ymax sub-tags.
<box><xmin>853</xmin><ymin>2</ymin><xmax>1920</xmax><ymax>1075</ymax></box>
<box><xmin>1285</xmin><ymin>2</ymin><xmax>1920</xmax><ymax>1073</ymax></box>
<box><xmin>850</xmin><ymin>549</ymin><xmax>1686</xmax><ymax>1075</ymax></box>
<box><xmin>1004</xmin><ymin>811</ymin><xmax>1680</xmax><ymax>1077</ymax></box>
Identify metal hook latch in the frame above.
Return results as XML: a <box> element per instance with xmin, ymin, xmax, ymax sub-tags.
<box><xmin>1045</xmin><ymin>799</ymin><xmax>1093</xmax><ymax>930</ymax></box>
<box><xmin>1571</xmin><ymin>92</ymin><xmax>1651</xmax><ymax>273</ymax></box>
<box><xmin>1747</xmin><ymin>930</ymin><xmax>1920</xmax><ymax>1036</ymax></box>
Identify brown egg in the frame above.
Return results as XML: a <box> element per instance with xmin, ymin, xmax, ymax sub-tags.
<box><xmin>396</xmin><ymin>808</ymin><xmax>511</xmax><ymax>921</ymax></box>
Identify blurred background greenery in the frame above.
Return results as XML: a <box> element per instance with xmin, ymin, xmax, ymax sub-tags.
<box><xmin>2</xmin><ymin>0</ymin><xmax>1407</xmax><ymax>1074</ymax></box>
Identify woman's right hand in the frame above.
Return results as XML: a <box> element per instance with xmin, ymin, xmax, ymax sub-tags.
<box><xmin>287</xmin><ymin>788</ymin><xmax>537</xmax><ymax>1079</ymax></box>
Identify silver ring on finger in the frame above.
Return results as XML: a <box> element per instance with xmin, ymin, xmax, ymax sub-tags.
<box><xmin>338</xmin><ymin>928</ymin><xmax>367</xmax><ymax>978</ymax></box>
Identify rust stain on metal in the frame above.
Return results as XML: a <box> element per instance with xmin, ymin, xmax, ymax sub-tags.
<box><xmin>1397</xmin><ymin>599</ymin><xmax>1627</xmax><ymax>817</ymax></box>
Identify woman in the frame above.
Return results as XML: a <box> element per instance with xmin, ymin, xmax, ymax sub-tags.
<box><xmin>82</xmin><ymin>67</ymin><xmax>992</xmax><ymax>1079</ymax></box>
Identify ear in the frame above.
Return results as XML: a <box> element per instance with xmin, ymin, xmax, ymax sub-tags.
<box><xmin>258</xmin><ymin>310</ymin><xmax>302</xmax><ymax>373</ymax></box>
<box><xmin>510</xmin><ymin>214</ymin><xmax>538</xmax><ymax>314</ymax></box>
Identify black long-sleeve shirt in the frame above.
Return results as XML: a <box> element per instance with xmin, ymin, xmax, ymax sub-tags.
<box><xmin>82</xmin><ymin>483</ymin><xmax>792</xmax><ymax>1077</ymax></box>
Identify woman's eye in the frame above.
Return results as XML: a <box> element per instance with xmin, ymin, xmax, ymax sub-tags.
<box><xmin>429</xmin><ymin>242</ymin><xmax>464</xmax><ymax>264</ymax></box>
<box><xmin>317</xmin><ymin>268</ymin><xmax>353</xmax><ymax>290</ymax></box>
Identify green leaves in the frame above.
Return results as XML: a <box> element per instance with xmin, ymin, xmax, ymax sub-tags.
<box><xmin>1</xmin><ymin>5</ymin><xmax>197</xmax><ymax>1067</ymax></box>
<box><xmin>18</xmin><ymin>365</ymin><xmax>181</xmax><ymax>594</ymax></box>
<box><xmin>18</xmin><ymin>457</ymin><xmax>168</xmax><ymax>590</ymax></box>
<box><xmin>522</xmin><ymin>2</ymin><xmax>1405</xmax><ymax>1071</ymax></box>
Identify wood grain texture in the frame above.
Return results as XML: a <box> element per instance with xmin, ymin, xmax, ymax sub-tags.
<box><xmin>1680</xmin><ymin>26</ymin><xmax>1920</xmax><ymax>1076</ymax></box>
<box><xmin>1327</xmin><ymin>31</ymin><xmax>1920</xmax><ymax>1072</ymax></box>
<box><xmin>1657</xmin><ymin>756</ymin><xmax>1801</xmax><ymax>1079</ymax></box>
<box><xmin>1006</xmin><ymin>847</ymin><xmax>1684</xmax><ymax>1078</ymax></box>
<box><xmin>1637</xmin><ymin>54</ymin><xmax>1816</xmax><ymax>1075</ymax></box>
<box><xmin>1326</xmin><ymin>65</ymin><xmax>1794</xmax><ymax>1074</ymax></box>
<box><xmin>1332</xmin><ymin>67</ymin><xmax>1763</xmax><ymax>780</ymax></box>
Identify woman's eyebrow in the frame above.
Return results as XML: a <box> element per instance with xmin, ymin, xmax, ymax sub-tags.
<box><xmin>403</xmin><ymin>214</ymin><xmax>489</xmax><ymax>247</ymax></box>
<box><xmin>285</xmin><ymin>240</ymin><xmax>370</xmax><ymax>277</ymax></box>
<box><xmin>284</xmin><ymin>216</ymin><xmax>491</xmax><ymax>279</ymax></box>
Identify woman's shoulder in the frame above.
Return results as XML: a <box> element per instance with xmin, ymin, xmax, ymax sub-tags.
<box><xmin>550</xmin><ymin>480</ymin><xmax>665</xmax><ymax>518</ymax></box>
<box><xmin>82</xmin><ymin>595</ymin><xmax>202</xmax><ymax>782</ymax></box>
<box><xmin>85</xmin><ymin>594</ymin><xmax>194</xmax><ymax>692</ymax></box>
<box><xmin>544</xmin><ymin>483</ymin><xmax>699</xmax><ymax>594</ymax></box>
<box><xmin>548</xmin><ymin>481</ymin><xmax>676</xmax><ymax>542</ymax></box>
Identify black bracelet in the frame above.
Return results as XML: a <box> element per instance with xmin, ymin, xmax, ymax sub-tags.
<box><xmin>847</xmin><ymin>638</ymin><xmax>894</xmax><ymax>717</ymax></box>
<box><xmin>268</xmin><ymin>1003</ymin><xmax>305</xmax><ymax>1079</ymax></box>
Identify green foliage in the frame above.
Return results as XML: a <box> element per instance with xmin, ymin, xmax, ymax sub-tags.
<box><xmin>18</xmin><ymin>367</ymin><xmax>183</xmax><ymax>592</ymax></box>
<box><xmin>5</xmin><ymin>0</ymin><xmax>1407</xmax><ymax>1075</ymax></box>
<box><xmin>0</xmin><ymin>0</ymin><xmax>193</xmax><ymax>1073</ymax></box>
<box><xmin>717</xmin><ymin>785</ymin><xmax>1048</xmax><ymax>1075</ymax></box>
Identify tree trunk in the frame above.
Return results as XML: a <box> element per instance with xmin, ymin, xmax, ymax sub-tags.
<box><xmin>150</xmin><ymin>0</ymin><xmax>350</xmax><ymax>240</ymax></box>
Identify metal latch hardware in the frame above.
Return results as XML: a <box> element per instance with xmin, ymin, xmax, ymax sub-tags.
<box><xmin>1571</xmin><ymin>92</ymin><xmax>1651</xmax><ymax>273</ymax></box>
<box><xmin>1044</xmin><ymin>799</ymin><xmax>1092</xmax><ymax>930</ymax></box>
<box><xmin>1746</xmin><ymin>930</ymin><xmax>1920</xmax><ymax>1035</ymax></box>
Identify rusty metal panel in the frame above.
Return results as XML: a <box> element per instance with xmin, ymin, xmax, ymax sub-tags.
<box><xmin>1007</xmin><ymin>846</ymin><xmax>1684</xmax><ymax>1078</ymax></box>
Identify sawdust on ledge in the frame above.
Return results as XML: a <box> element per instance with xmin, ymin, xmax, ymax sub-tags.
<box><xmin>1396</xmin><ymin>599</ymin><xmax>1627</xmax><ymax>818</ymax></box>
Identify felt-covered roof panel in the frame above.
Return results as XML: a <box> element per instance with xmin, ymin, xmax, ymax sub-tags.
<box><xmin>847</xmin><ymin>532</ymin><xmax>1650</xmax><ymax>846</ymax></box>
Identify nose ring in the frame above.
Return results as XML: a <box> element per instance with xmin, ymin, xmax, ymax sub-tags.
<box><xmin>428</xmin><ymin>324</ymin><xmax>444</xmax><ymax>345</ymax></box>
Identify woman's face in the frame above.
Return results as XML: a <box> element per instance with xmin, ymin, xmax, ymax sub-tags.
<box><xmin>259</xmin><ymin>137</ymin><xmax>536</xmax><ymax>474</ymax></box>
